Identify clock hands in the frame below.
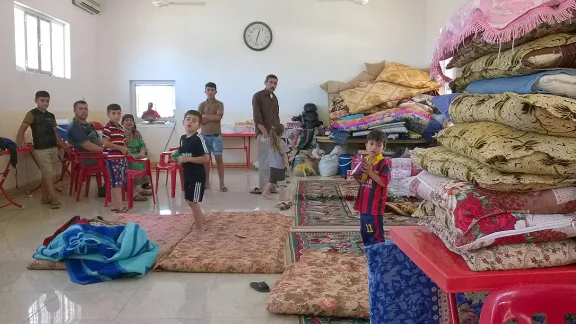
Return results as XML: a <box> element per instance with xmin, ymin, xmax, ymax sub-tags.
<box><xmin>255</xmin><ymin>30</ymin><xmax>261</xmax><ymax>45</ymax></box>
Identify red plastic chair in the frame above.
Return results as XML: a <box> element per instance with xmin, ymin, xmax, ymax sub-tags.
<box><xmin>480</xmin><ymin>284</ymin><xmax>576</xmax><ymax>324</ymax></box>
<box><xmin>155</xmin><ymin>148</ymin><xmax>183</xmax><ymax>198</ymax></box>
<box><xmin>103</xmin><ymin>155</ymin><xmax>126</xmax><ymax>207</ymax></box>
<box><xmin>56</xmin><ymin>149</ymin><xmax>72</xmax><ymax>185</ymax></box>
<box><xmin>126</xmin><ymin>155</ymin><xmax>156</xmax><ymax>209</ymax></box>
<box><xmin>69</xmin><ymin>149</ymin><xmax>106</xmax><ymax>201</ymax></box>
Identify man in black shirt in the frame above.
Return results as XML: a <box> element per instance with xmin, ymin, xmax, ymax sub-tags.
<box><xmin>176</xmin><ymin>110</ymin><xmax>209</xmax><ymax>232</ymax></box>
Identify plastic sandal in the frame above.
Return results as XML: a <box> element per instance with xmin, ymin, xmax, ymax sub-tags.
<box><xmin>49</xmin><ymin>201</ymin><xmax>62</xmax><ymax>209</ymax></box>
<box><xmin>249</xmin><ymin>281</ymin><xmax>270</xmax><ymax>293</ymax></box>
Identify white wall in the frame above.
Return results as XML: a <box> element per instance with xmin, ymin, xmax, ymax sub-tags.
<box><xmin>94</xmin><ymin>0</ymin><xmax>428</xmax><ymax>126</ymax></box>
<box><xmin>0</xmin><ymin>0</ymin><xmax>99</xmax><ymax>191</ymax></box>
<box><xmin>424</xmin><ymin>0</ymin><xmax>469</xmax><ymax>64</ymax></box>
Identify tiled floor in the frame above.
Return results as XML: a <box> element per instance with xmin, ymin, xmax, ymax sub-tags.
<box><xmin>0</xmin><ymin>170</ymin><xmax>299</xmax><ymax>324</ymax></box>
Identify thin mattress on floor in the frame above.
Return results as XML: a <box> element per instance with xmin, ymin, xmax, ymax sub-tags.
<box><xmin>27</xmin><ymin>214</ymin><xmax>194</xmax><ymax>270</ymax></box>
<box><xmin>267</xmin><ymin>250</ymin><xmax>369</xmax><ymax>318</ymax></box>
<box><xmin>157</xmin><ymin>212</ymin><xmax>292</xmax><ymax>273</ymax></box>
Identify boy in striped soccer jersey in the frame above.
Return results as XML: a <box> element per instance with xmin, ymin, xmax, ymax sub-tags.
<box><xmin>176</xmin><ymin>110</ymin><xmax>210</xmax><ymax>232</ymax></box>
<box><xmin>353</xmin><ymin>130</ymin><xmax>391</xmax><ymax>246</ymax></box>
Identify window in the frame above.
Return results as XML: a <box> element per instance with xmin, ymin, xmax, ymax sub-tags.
<box><xmin>130</xmin><ymin>81</ymin><xmax>176</xmax><ymax>119</ymax></box>
<box><xmin>14</xmin><ymin>2</ymin><xmax>70</xmax><ymax>78</ymax></box>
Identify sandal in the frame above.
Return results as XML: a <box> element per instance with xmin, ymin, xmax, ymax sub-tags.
<box><xmin>49</xmin><ymin>201</ymin><xmax>62</xmax><ymax>209</ymax></box>
<box><xmin>115</xmin><ymin>207</ymin><xmax>128</xmax><ymax>213</ymax></box>
<box><xmin>279</xmin><ymin>202</ymin><xmax>293</xmax><ymax>211</ymax></box>
<box><xmin>250</xmin><ymin>187</ymin><xmax>261</xmax><ymax>194</ymax></box>
<box><xmin>133</xmin><ymin>194</ymin><xmax>148</xmax><ymax>202</ymax></box>
<box><xmin>220</xmin><ymin>186</ymin><xmax>228</xmax><ymax>192</ymax></box>
<box><xmin>250</xmin><ymin>281</ymin><xmax>270</xmax><ymax>293</ymax></box>
<box><xmin>41</xmin><ymin>200</ymin><xmax>51</xmax><ymax>205</ymax></box>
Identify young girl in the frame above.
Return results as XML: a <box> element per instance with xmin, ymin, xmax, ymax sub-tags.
<box><xmin>262</xmin><ymin>125</ymin><xmax>290</xmax><ymax>202</ymax></box>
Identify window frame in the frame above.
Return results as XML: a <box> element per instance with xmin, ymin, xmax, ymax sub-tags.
<box><xmin>129</xmin><ymin>80</ymin><xmax>177</xmax><ymax>122</ymax></box>
<box><xmin>14</xmin><ymin>2</ymin><xmax>69</xmax><ymax>78</ymax></box>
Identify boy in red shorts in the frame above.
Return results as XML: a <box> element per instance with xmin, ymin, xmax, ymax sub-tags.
<box><xmin>353</xmin><ymin>130</ymin><xmax>391</xmax><ymax>246</ymax></box>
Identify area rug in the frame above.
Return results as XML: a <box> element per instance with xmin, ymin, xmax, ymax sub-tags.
<box><xmin>267</xmin><ymin>251</ymin><xmax>369</xmax><ymax>319</ymax></box>
<box><xmin>27</xmin><ymin>214</ymin><xmax>194</xmax><ymax>270</ymax></box>
<box><xmin>295</xmin><ymin>180</ymin><xmax>421</xmax><ymax>228</ymax></box>
<box><xmin>157</xmin><ymin>212</ymin><xmax>292</xmax><ymax>273</ymax></box>
<box><xmin>289</xmin><ymin>232</ymin><xmax>364</xmax><ymax>263</ymax></box>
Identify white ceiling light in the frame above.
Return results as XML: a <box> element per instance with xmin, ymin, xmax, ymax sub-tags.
<box><xmin>152</xmin><ymin>0</ymin><xmax>206</xmax><ymax>7</ymax></box>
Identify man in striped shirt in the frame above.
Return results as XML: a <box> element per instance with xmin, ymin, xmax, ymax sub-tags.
<box><xmin>353</xmin><ymin>130</ymin><xmax>391</xmax><ymax>246</ymax></box>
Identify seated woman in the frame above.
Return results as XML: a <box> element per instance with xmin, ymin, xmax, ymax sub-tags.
<box><xmin>122</xmin><ymin>114</ymin><xmax>153</xmax><ymax>201</ymax></box>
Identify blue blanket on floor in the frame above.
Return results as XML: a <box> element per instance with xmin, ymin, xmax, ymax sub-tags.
<box><xmin>33</xmin><ymin>223</ymin><xmax>159</xmax><ymax>285</ymax></box>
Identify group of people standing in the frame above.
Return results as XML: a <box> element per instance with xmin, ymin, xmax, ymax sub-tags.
<box><xmin>13</xmin><ymin>73</ymin><xmax>285</xmax><ymax>213</ymax></box>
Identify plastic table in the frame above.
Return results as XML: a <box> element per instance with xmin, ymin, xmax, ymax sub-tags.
<box><xmin>390</xmin><ymin>226</ymin><xmax>576</xmax><ymax>323</ymax></box>
<box><xmin>209</xmin><ymin>133</ymin><xmax>255</xmax><ymax>169</ymax></box>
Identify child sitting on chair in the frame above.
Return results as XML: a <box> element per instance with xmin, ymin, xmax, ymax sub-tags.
<box><xmin>262</xmin><ymin>125</ymin><xmax>290</xmax><ymax>202</ymax></box>
<box><xmin>353</xmin><ymin>129</ymin><xmax>391</xmax><ymax>246</ymax></box>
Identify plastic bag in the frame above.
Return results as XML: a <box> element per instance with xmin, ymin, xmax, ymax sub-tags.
<box><xmin>294</xmin><ymin>164</ymin><xmax>317</xmax><ymax>177</ymax></box>
<box><xmin>318</xmin><ymin>154</ymin><xmax>339</xmax><ymax>177</ymax></box>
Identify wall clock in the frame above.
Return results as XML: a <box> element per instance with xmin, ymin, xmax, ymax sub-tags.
<box><xmin>243</xmin><ymin>21</ymin><xmax>273</xmax><ymax>51</ymax></box>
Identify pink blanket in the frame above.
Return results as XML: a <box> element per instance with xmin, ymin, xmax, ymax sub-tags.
<box><xmin>431</xmin><ymin>0</ymin><xmax>576</xmax><ymax>83</ymax></box>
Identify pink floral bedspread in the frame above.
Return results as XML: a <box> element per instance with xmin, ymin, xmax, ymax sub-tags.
<box><xmin>411</xmin><ymin>172</ymin><xmax>576</xmax><ymax>251</ymax></box>
<box><xmin>431</xmin><ymin>0</ymin><xmax>576</xmax><ymax>82</ymax></box>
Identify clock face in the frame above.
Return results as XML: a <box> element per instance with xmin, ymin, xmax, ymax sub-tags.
<box><xmin>243</xmin><ymin>22</ymin><xmax>273</xmax><ymax>51</ymax></box>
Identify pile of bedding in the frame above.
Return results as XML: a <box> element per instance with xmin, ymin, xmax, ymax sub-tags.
<box><xmin>413</xmin><ymin>0</ymin><xmax>576</xmax><ymax>273</ymax></box>
<box><xmin>32</xmin><ymin>218</ymin><xmax>158</xmax><ymax>284</ymax></box>
<box><xmin>321</xmin><ymin>62</ymin><xmax>445</xmax><ymax>140</ymax></box>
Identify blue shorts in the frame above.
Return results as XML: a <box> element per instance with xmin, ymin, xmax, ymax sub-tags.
<box><xmin>106</xmin><ymin>158</ymin><xmax>128</xmax><ymax>188</ymax></box>
<box><xmin>202</xmin><ymin>134</ymin><xmax>223</xmax><ymax>156</ymax></box>
<box><xmin>360</xmin><ymin>213</ymin><xmax>385</xmax><ymax>246</ymax></box>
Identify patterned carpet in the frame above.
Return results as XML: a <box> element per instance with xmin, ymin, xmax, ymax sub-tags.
<box><xmin>289</xmin><ymin>232</ymin><xmax>365</xmax><ymax>263</ymax></box>
<box><xmin>294</xmin><ymin>180</ymin><xmax>420</xmax><ymax>228</ymax></box>
<box><xmin>288</xmin><ymin>231</ymin><xmax>370</xmax><ymax>324</ymax></box>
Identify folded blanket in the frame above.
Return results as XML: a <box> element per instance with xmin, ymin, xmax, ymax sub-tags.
<box><xmin>535</xmin><ymin>72</ymin><xmax>576</xmax><ymax>97</ymax></box>
<box><xmin>415</xmin><ymin>202</ymin><xmax>576</xmax><ymax>272</ymax></box>
<box><xmin>331</xmin><ymin>108</ymin><xmax>443</xmax><ymax>140</ymax></box>
<box><xmin>34</xmin><ymin>223</ymin><xmax>158</xmax><ymax>284</ymax></box>
<box><xmin>451</xmin><ymin>33</ymin><xmax>576</xmax><ymax>92</ymax></box>
<box><xmin>431</xmin><ymin>93</ymin><xmax>460</xmax><ymax>121</ymax></box>
<box><xmin>435</xmin><ymin>122</ymin><xmax>576</xmax><ymax>176</ymax></box>
<box><xmin>448</xmin><ymin>17</ymin><xmax>576</xmax><ymax>69</ymax></box>
<box><xmin>448</xmin><ymin>92</ymin><xmax>576</xmax><ymax>138</ymax></box>
<box><xmin>466</xmin><ymin>70</ymin><xmax>576</xmax><ymax>96</ymax></box>
<box><xmin>431</xmin><ymin>0</ymin><xmax>576</xmax><ymax>83</ymax></box>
